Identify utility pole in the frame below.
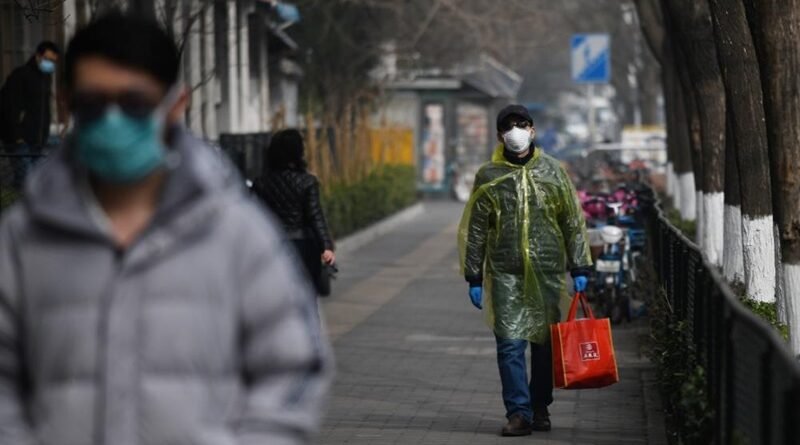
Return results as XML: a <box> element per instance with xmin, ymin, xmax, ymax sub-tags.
<box><xmin>587</xmin><ymin>84</ymin><xmax>596</xmax><ymax>146</ymax></box>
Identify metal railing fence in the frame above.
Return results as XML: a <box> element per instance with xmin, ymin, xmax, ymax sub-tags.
<box><xmin>647</xmin><ymin>193</ymin><xmax>800</xmax><ymax>445</ymax></box>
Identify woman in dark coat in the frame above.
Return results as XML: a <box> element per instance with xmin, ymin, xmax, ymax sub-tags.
<box><xmin>254</xmin><ymin>129</ymin><xmax>335</xmax><ymax>291</ymax></box>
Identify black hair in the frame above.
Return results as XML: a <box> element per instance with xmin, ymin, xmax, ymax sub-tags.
<box><xmin>64</xmin><ymin>12</ymin><xmax>179</xmax><ymax>89</ymax></box>
<box><xmin>266</xmin><ymin>129</ymin><xmax>307</xmax><ymax>171</ymax></box>
<box><xmin>36</xmin><ymin>41</ymin><xmax>60</xmax><ymax>56</ymax></box>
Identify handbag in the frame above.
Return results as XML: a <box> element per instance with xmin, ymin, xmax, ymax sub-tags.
<box><xmin>551</xmin><ymin>291</ymin><xmax>620</xmax><ymax>389</ymax></box>
<box><xmin>316</xmin><ymin>262</ymin><xmax>337</xmax><ymax>297</ymax></box>
<box><xmin>297</xmin><ymin>227</ymin><xmax>336</xmax><ymax>297</ymax></box>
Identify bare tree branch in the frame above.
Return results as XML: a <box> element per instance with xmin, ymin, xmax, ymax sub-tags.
<box><xmin>176</xmin><ymin>1</ymin><xmax>210</xmax><ymax>56</ymax></box>
<box><xmin>408</xmin><ymin>0</ymin><xmax>442</xmax><ymax>50</ymax></box>
<box><xmin>14</xmin><ymin>0</ymin><xmax>65</xmax><ymax>22</ymax></box>
<box><xmin>189</xmin><ymin>68</ymin><xmax>216</xmax><ymax>94</ymax></box>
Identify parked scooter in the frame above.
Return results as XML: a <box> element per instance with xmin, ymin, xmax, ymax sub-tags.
<box><xmin>593</xmin><ymin>224</ymin><xmax>629</xmax><ymax>324</ymax></box>
<box><xmin>581</xmin><ymin>194</ymin><xmax>611</xmax><ymax>227</ymax></box>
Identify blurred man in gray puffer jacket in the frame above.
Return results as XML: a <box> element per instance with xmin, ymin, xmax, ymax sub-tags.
<box><xmin>0</xmin><ymin>13</ymin><xmax>331</xmax><ymax>445</ymax></box>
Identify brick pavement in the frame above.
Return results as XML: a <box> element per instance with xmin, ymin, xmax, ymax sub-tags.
<box><xmin>317</xmin><ymin>202</ymin><xmax>666</xmax><ymax>445</ymax></box>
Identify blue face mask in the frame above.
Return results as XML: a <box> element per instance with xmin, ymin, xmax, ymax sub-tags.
<box><xmin>38</xmin><ymin>59</ymin><xmax>55</xmax><ymax>74</ymax></box>
<box><xmin>75</xmin><ymin>107</ymin><xmax>167</xmax><ymax>183</ymax></box>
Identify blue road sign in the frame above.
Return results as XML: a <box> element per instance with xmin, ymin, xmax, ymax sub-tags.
<box><xmin>571</xmin><ymin>34</ymin><xmax>610</xmax><ymax>84</ymax></box>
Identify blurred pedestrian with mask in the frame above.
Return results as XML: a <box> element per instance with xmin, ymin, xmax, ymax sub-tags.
<box><xmin>458</xmin><ymin>105</ymin><xmax>592</xmax><ymax>436</ymax></box>
<box><xmin>254</xmin><ymin>129</ymin><xmax>336</xmax><ymax>295</ymax></box>
<box><xmin>0</xmin><ymin>13</ymin><xmax>330</xmax><ymax>445</ymax></box>
<box><xmin>0</xmin><ymin>41</ymin><xmax>59</xmax><ymax>185</ymax></box>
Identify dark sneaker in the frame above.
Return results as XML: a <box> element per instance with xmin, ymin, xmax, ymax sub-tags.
<box><xmin>501</xmin><ymin>413</ymin><xmax>532</xmax><ymax>436</ymax></box>
<box><xmin>532</xmin><ymin>405</ymin><xmax>551</xmax><ymax>432</ymax></box>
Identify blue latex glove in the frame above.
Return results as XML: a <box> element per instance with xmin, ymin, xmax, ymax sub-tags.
<box><xmin>574</xmin><ymin>275</ymin><xmax>588</xmax><ymax>293</ymax></box>
<box><xmin>468</xmin><ymin>286</ymin><xmax>483</xmax><ymax>310</ymax></box>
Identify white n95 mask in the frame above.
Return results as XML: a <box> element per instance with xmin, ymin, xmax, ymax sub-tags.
<box><xmin>503</xmin><ymin>127</ymin><xmax>533</xmax><ymax>153</ymax></box>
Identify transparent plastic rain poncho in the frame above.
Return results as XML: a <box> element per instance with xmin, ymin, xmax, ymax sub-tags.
<box><xmin>458</xmin><ymin>146</ymin><xmax>593</xmax><ymax>344</ymax></box>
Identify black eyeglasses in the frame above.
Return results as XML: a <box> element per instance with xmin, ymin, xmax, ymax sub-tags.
<box><xmin>71</xmin><ymin>90</ymin><xmax>161</xmax><ymax>123</ymax></box>
<box><xmin>499</xmin><ymin>119</ymin><xmax>532</xmax><ymax>133</ymax></box>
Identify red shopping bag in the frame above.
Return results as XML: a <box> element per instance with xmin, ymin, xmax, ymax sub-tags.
<box><xmin>551</xmin><ymin>292</ymin><xmax>619</xmax><ymax>389</ymax></box>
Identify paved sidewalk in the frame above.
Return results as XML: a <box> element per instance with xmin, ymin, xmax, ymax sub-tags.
<box><xmin>317</xmin><ymin>202</ymin><xmax>666</xmax><ymax>445</ymax></box>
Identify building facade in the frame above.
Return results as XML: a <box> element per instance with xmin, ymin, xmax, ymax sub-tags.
<box><xmin>378</xmin><ymin>55</ymin><xmax>522</xmax><ymax>195</ymax></box>
<box><xmin>0</xmin><ymin>0</ymin><xmax>300</xmax><ymax>140</ymax></box>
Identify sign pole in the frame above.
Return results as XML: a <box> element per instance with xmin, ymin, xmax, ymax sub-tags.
<box><xmin>587</xmin><ymin>83</ymin><xmax>596</xmax><ymax>147</ymax></box>
<box><xmin>571</xmin><ymin>33</ymin><xmax>610</xmax><ymax>148</ymax></box>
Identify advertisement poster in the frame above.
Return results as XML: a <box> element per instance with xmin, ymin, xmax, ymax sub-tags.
<box><xmin>421</xmin><ymin>104</ymin><xmax>445</xmax><ymax>189</ymax></box>
<box><xmin>456</xmin><ymin>103</ymin><xmax>489</xmax><ymax>164</ymax></box>
<box><xmin>452</xmin><ymin>103</ymin><xmax>489</xmax><ymax>201</ymax></box>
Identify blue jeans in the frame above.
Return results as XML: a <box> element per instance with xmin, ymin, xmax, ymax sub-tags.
<box><xmin>495</xmin><ymin>336</ymin><xmax>554</xmax><ymax>421</ymax></box>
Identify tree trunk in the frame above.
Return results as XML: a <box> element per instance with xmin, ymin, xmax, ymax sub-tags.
<box><xmin>709</xmin><ymin>0</ymin><xmax>775</xmax><ymax>303</ymax></box>
<box><xmin>634</xmin><ymin>0</ymin><xmax>664</xmax><ymax>63</ymax></box>
<box><xmin>662</xmin><ymin>60</ymin><xmax>678</xmax><ymax>201</ymax></box>
<box><xmin>723</xmin><ymin>109</ymin><xmax>745</xmax><ymax>283</ymax></box>
<box><xmin>678</xmin><ymin>45</ymin><xmax>703</xmax><ymax>229</ymax></box>
<box><xmin>748</xmin><ymin>0</ymin><xmax>800</xmax><ymax>352</ymax></box>
<box><xmin>639</xmin><ymin>59</ymin><xmax>662</xmax><ymax>126</ymax></box>
<box><xmin>665</xmin><ymin>0</ymin><xmax>726</xmax><ymax>264</ymax></box>
<box><xmin>662</xmin><ymin>5</ymin><xmax>697</xmax><ymax>220</ymax></box>
<box><xmin>664</xmin><ymin>55</ymin><xmax>694</xmax><ymax>215</ymax></box>
<box><xmin>671</xmin><ymin>87</ymin><xmax>696</xmax><ymax>219</ymax></box>
<box><xmin>636</xmin><ymin>0</ymin><xmax>677</xmax><ymax>198</ymax></box>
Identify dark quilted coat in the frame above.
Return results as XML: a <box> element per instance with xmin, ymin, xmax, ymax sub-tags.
<box><xmin>254</xmin><ymin>169</ymin><xmax>334</xmax><ymax>252</ymax></box>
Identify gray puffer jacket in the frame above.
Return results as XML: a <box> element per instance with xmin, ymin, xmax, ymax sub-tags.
<box><xmin>0</xmin><ymin>129</ymin><xmax>332</xmax><ymax>445</ymax></box>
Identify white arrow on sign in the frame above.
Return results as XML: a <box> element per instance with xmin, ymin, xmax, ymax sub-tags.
<box><xmin>571</xmin><ymin>34</ymin><xmax>610</xmax><ymax>83</ymax></box>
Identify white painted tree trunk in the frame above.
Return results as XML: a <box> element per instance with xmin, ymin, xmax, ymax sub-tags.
<box><xmin>783</xmin><ymin>263</ymin><xmax>800</xmax><ymax>355</ymax></box>
<box><xmin>678</xmin><ymin>172</ymin><xmax>697</xmax><ymax>221</ymax></box>
<box><xmin>703</xmin><ymin>192</ymin><xmax>725</xmax><ymax>266</ymax></box>
<box><xmin>774</xmin><ymin>224</ymin><xmax>787</xmax><ymax>325</ymax></box>
<box><xmin>742</xmin><ymin>215</ymin><xmax>776</xmax><ymax>303</ymax></box>
<box><xmin>696</xmin><ymin>191</ymin><xmax>705</xmax><ymax>246</ymax></box>
<box><xmin>723</xmin><ymin>204</ymin><xmax>745</xmax><ymax>283</ymax></box>
<box><xmin>667</xmin><ymin>162</ymin><xmax>675</xmax><ymax>197</ymax></box>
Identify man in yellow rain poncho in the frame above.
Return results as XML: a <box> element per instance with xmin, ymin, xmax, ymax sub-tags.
<box><xmin>459</xmin><ymin>105</ymin><xmax>592</xmax><ymax>436</ymax></box>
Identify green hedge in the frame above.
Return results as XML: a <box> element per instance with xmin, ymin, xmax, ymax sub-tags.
<box><xmin>1</xmin><ymin>165</ymin><xmax>417</xmax><ymax>239</ymax></box>
<box><xmin>323</xmin><ymin>165</ymin><xmax>417</xmax><ymax>238</ymax></box>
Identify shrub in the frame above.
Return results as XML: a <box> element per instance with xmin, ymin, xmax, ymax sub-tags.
<box><xmin>739</xmin><ymin>297</ymin><xmax>790</xmax><ymax>340</ymax></box>
<box><xmin>665</xmin><ymin>208</ymin><xmax>696</xmax><ymax>240</ymax></box>
<box><xmin>648</xmin><ymin>287</ymin><xmax>714</xmax><ymax>444</ymax></box>
<box><xmin>322</xmin><ymin>165</ymin><xmax>417</xmax><ymax>238</ymax></box>
<box><xmin>639</xmin><ymin>255</ymin><xmax>713</xmax><ymax>444</ymax></box>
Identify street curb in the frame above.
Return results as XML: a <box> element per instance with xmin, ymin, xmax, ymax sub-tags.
<box><xmin>335</xmin><ymin>202</ymin><xmax>425</xmax><ymax>256</ymax></box>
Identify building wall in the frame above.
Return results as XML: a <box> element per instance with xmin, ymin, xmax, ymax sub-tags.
<box><xmin>376</xmin><ymin>93</ymin><xmax>420</xmax><ymax>131</ymax></box>
<box><xmin>369</xmin><ymin>127</ymin><xmax>414</xmax><ymax>166</ymax></box>
<box><xmin>280</xmin><ymin>77</ymin><xmax>299</xmax><ymax>127</ymax></box>
<box><xmin>2</xmin><ymin>0</ymin><xmax>283</xmax><ymax>140</ymax></box>
<box><xmin>373</xmin><ymin>93</ymin><xmax>419</xmax><ymax>167</ymax></box>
